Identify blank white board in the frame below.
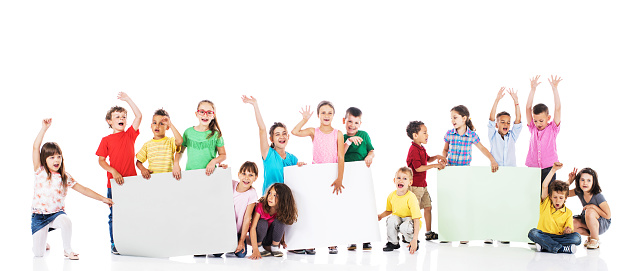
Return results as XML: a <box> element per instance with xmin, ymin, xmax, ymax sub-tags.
<box><xmin>283</xmin><ymin>161</ymin><xmax>380</xmax><ymax>249</ymax></box>
<box><xmin>437</xmin><ymin>166</ymin><xmax>540</xmax><ymax>242</ymax></box>
<box><xmin>111</xmin><ymin>168</ymin><xmax>237</xmax><ymax>257</ymax></box>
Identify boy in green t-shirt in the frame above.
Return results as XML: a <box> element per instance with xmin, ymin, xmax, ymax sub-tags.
<box><xmin>343</xmin><ymin>107</ymin><xmax>375</xmax><ymax>251</ymax></box>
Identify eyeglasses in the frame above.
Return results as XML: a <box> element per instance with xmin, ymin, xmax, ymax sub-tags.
<box><xmin>196</xmin><ymin>110</ymin><xmax>214</xmax><ymax>116</ymax></box>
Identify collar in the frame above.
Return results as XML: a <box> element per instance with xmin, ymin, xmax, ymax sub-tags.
<box><xmin>450</xmin><ymin>127</ymin><xmax>473</xmax><ymax>136</ymax></box>
<box><xmin>411</xmin><ymin>141</ymin><xmax>425</xmax><ymax>149</ymax></box>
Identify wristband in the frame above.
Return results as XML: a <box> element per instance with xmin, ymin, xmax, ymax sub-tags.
<box><xmin>345</xmin><ymin>139</ymin><xmax>352</xmax><ymax>145</ymax></box>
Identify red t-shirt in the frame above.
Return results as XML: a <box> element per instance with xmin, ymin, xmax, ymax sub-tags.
<box><xmin>96</xmin><ymin>126</ymin><xmax>140</xmax><ymax>188</ymax></box>
<box><xmin>406</xmin><ymin>141</ymin><xmax>429</xmax><ymax>187</ymax></box>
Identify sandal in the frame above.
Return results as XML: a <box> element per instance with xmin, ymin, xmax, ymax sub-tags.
<box><xmin>64</xmin><ymin>252</ymin><xmax>79</xmax><ymax>260</ymax></box>
<box><xmin>425</xmin><ymin>231</ymin><xmax>438</xmax><ymax>241</ymax></box>
<box><xmin>583</xmin><ymin>237</ymin><xmax>591</xmax><ymax>247</ymax></box>
<box><xmin>586</xmin><ymin>239</ymin><xmax>600</xmax><ymax>249</ymax></box>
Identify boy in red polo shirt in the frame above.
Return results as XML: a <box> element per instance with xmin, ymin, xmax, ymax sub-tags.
<box><xmin>406</xmin><ymin>121</ymin><xmax>446</xmax><ymax>240</ymax></box>
<box><xmin>96</xmin><ymin>92</ymin><xmax>142</xmax><ymax>254</ymax></box>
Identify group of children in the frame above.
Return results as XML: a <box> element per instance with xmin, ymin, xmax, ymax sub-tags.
<box><xmin>30</xmin><ymin>75</ymin><xmax>611</xmax><ymax>260</ymax></box>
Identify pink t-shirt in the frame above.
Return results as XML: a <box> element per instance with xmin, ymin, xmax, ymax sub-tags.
<box><xmin>233</xmin><ymin>180</ymin><xmax>258</xmax><ymax>233</ymax></box>
<box><xmin>32</xmin><ymin>167</ymin><xmax>77</xmax><ymax>214</ymax></box>
<box><xmin>255</xmin><ymin>202</ymin><xmax>277</xmax><ymax>226</ymax></box>
<box><xmin>525</xmin><ymin>121</ymin><xmax>560</xmax><ymax>169</ymax></box>
<box><xmin>312</xmin><ymin>127</ymin><xmax>338</xmax><ymax>164</ymax></box>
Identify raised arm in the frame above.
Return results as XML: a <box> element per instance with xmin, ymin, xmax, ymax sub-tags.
<box><xmin>567</xmin><ymin>167</ymin><xmax>578</xmax><ymax>197</ymax></box>
<box><xmin>548</xmin><ymin>75</ymin><xmax>562</xmax><ymax>126</ymax></box>
<box><xmin>489</xmin><ymin>87</ymin><xmax>506</xmax><ymax>121</ymax></box>
<box><xmin>242</xmin><ymin>96</ymin><xmax>270</xmax><ymax>159</ymax></box>
<box><xmin>33</xmin><ymin>118</ymin><xmax>52</xmax><ymax>171</ymax></box>
<box><xmin>165</xmin><ymin>116</ymin><xmax>183</xmax><ymax>146</ymax></box>
<box><xmin>507</xmin><ymin>88</ymin><xmax>522</xmax><ymax>124</ymax></box>
<box><xmin>542</xmin><ymin>162</ymin><xmax>563</xmax><ymax>200</ymax></box>
<box><xmin>291</xmin><ymin>106</ymin><xmax>315</xmax><ymax>139</ymax></box>
<box><xmin>526</xmin><ymin>75</ymin><xmax>541</xmax><ymax>125</ymax></box>
<box><xmin>118</xmin><ymin>92</ymin><xmax>142</xmax><ymax>131</ymax></box>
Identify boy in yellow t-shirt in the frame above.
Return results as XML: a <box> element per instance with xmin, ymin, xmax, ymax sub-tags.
<box><xmin>528</xmin><ymin>162</ymin><xmax>581</xmax><ymax>254</ymax></box>
<box><xmin>136</xmin><ymin>109</ymin><xmax>183</xmax><ymax>178</ymax></box>
<box><xmin>378</xmin><ymin>167</ymin><xmax>421</xmax><ymax>254</ymax></box>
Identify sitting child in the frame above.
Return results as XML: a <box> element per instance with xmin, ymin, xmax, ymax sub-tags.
<box><xmin>378</xmin><ymin>167</ymin><xmax>421</xmax><ymax>254</ymax></box>
<box><xmin>528</xmin><ymin>162</ymin><xmax>581</xmax><ymax>254</ymax></box>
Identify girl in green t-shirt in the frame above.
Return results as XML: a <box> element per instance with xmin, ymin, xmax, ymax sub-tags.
<box><xmin>173</xmin><ymin>100</ymin><xmax>226</xmax><ymax>179</ymax></box>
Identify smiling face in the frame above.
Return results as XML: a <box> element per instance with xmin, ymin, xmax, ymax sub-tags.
<box><xmin>318</xmin><ymin>104</ymin><xmax>334</xmax><ymax>126</ymax></box>
<box><xmin>196</xmin><ymin>102</ymin><xmax>215</xmax><ymax>126</ymax></box>
<box><xmin>270</xmin><ymin>126</ymin><xmax>289</xmax><ymax>149</ymax></box>
<box><xmin>238</xmin><ymin>170</ymin><xmax>257</xmax><ymax>189</ymax></box>
<box><xmin>550</xmin><ymin>191</ymin><xmax>567</xmax><ymax>210</ymax></box>
<box><xmin>151</xmin><ymin>115</ymin><xmax>168</xmax><ymax>138</ymax></box>
<box><xmin>267</xmin><ymin>187</ymin><xmax>278</xmax><ymax>207</ymax></box>
<box><xmin>579</xmin><ymin>173</ymin><xmax>594</xmax><ymax>193</ymax></box>
<box><xmin>46</xmin><ymin>153</ymin><xmax>63</xmax><ymax>172</ymax></box>
<box><xmin>532</xmin><ymin>112</ymin><xmax>551</xmax><ymax>131</ymax></box>
<box><xmin>450</xmin><ymin>110</ymin><xmax>467</xmax><ymax>130</ymax></box>
<box><xmin>496</xmin><ymin>115</ymin><xmax>511</xmax><ymax>135</ymax></box>
<box><xmin>394</xmin><ymin>171</ymin><xmax>413</xmax><ymax>195</ymax></box>
<box><xmin>344</xmin><ymin>114</ymin><xmax>362</xmax><ymax>136</ymax></box>
<box><xmin>412</xmin><ymin>124</ymin><xmax>429</xmax><ymax>145</ymax></box>
<box><xmin>108</xmin><ymin>111</ymin><xmax>127</xmax><ymax>133</ymax></box>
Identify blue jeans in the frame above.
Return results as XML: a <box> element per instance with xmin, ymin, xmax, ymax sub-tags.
<box><xmin>528</xmin><ymin>228</ymin><xmax>581</xmax><ymax>253</ymax></box>
<box><xmin>235</xmin><ymin>233</ymin><xmax>247</xmax><ymax>258</ymax></box>
<box><xmin>107</xmin><ymin>188</ymin><xmax>113</xmax><ymax>245</ymax></box>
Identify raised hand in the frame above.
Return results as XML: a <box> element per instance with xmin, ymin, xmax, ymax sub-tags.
<box><xmin>496</xmin><ymin>87</ymin><xmax>506</xmax><ymax>100</ymax></box>
<box><xmin>568</xmin><ymin>167</ymin><xmax>578</xmax><ymax>184</ymax></box>
<box><xmin>507</xmin><ymin>88</ymin><xmax>519</xmax><ymax>103</ymax></box>
<box><xmin>530</xmin><ymin>75</ymin><xmax>541</xmax><ymax>89</ymax></box>
<box><xmin>552</xmin><ymin>162</ymin><xmax>564</xmax><ymax>171</ymax></box>
<box><xmin>241</xmin><ymin>95</ymin><xmax>257</xmax><ymax>105</ymax></box>
<box><xmin>42</xmin><ymin>118</ymin><xmax>52</xmax><ymax>129</ymax></box>
<box><xmin>117</xmin><ymin>92</ymin><xmax>131</xmax><ymax>101</ymax></box>
<box><xmin>548</xmin><ymin>75</ymin><xmax>563</xmax><ymax>89</ymax></box>
<box><xmin>299</xmin><ymin>106</ymin><xmax>313</xmax><ymax>120</ymax></box>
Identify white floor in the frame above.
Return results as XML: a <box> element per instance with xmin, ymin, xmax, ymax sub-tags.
<box><xmin>27</xmin><ymin>239</ymin><xmax>621</xmax><ymax>271</ymax></box>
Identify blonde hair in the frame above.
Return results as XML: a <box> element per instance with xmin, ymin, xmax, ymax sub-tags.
<box><xmin>396</xmin><ymin>166</ymin><xmax>413</xmax><ymax>180</ymax></box>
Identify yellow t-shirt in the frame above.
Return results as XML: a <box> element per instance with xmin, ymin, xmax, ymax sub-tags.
<box><xmin>386</xmin><ymin>190</ymin><xmax>423</xmax><ymax>220</ymax></box>
<box><xmin>136</xmin><ymin>137</ymin><xmax>180</xmax><ymax>173</ymax></box>
<box><xmin>537</xmin><ymin>197</ymin><xmax>573</xmax><ymax>235</ymax></box>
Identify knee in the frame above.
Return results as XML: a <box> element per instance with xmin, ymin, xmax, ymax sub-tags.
<box><xmin>58</xmin><ymin>215</ymin><xmax>72</xmax><ymax>227</ymax></box>
<box><xmin>399</xmin><ymin>221</ymin><xmax>414</xmax><ymax>234</ymax></box>
<box><xmin>528</xmin><ymin>228</ymin><xmax>540</xmax><ymax>239</ymax></box>
<box><xmin>572</xmin><ymin>233</ymin><xmax>582</xmax><ymax>245</ymax></box>
<box><xmin>423</xmin><ymin>207</ymin><xmax>432</xmax><ymax>212</ymax></box>
<box><xmin>386</xmin><ymin>215</ymin><xmax>400</xmax><ymax>227</ymax></box>
<box><xmin>585</xmin><ymin>209</ymin><xmax>598</xmax><ymax>219</ymax></box>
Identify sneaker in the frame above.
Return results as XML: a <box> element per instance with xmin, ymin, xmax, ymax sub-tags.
<box><xmin>425</xmin><ymin>231</ymin><xmax>438</xmax><ymax>241</ymax></box>
<box><xmin>193</xmin><ymin>254</ymin><xmax>206</xmax><ymax>257</ymax></box>
<box><xmin>329</xmin><ymin>246</ymin><xmax>338</xmax><ymax>254</ymax></box>
<box><xmin>484</xmin><ymin>239</ymin><xmax>493</xmax><ymax>244</ymax></box>
<box><xmin>111</xmin><ymin>244</ymin><xmax>120</xmax><ymax>255</ymax></box>
<box><xmin>401</xmin><ymin>235</ymin><xmax>408</xmax><ymax>244</ymax></box>
<box><xmin>535</xmin><ymin>243</ymin><xmax>543</xmax><ymax>252</ymax></box>
<box><xmin>260</xmin><ymin>250</ymin><xmax>272</xmax><ymax>257</ymax></box>
<box><xmin>459</xmin><ymin>241</ymin><xmax>468</xmax><ymax>245</ymax></box>
<box><xmin>558</xmin><ymin>245</ymin><xmax>576</xmax><ymax>254</ymax></box>
<box><xmin>383</xmin><ymin>242</ymin><xmax>400</xmax><ymax>252</ymax></box>
<box><xmin>289</xmin><ymin>249</ymin><xmax>306</xmax><ymax>254</ymax></box>
<box><xmin>211</xmin><ymin>253</ymin><xmax>223</xmax><ymax>257</ymax></box>
<box><xmin>305</xmin><ymin>248</ymin><xmax>316</xmax><ymax>255</ymax></box>
<box><xmin>362</xmin><ymin>243</ymin><xmax>372</xmax><ymax>251</ymax></box>
<box><xmin>499</xmin><ymin>241</ymin><xmax>510</xmax><ymax>244</ymax></box>
<box><xmin>272</xmin><ymin>250</ymin><xmax>283</xmax><ymax>257</ymax></box>
<box><xmin>347</xmin><ymin>244</ymin><xmax>357</xmax><ymax>251</ymax></box>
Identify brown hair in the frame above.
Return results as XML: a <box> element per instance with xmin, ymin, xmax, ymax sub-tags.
<box><xmin>548</xmin><ymin>180</ymin><xmax>569</xmax><ymax>197</ymax></box>
<box><xmin>317</xmin><ymin>100</ymin><xmax>335</xmax><ymax>114</ymax></box>
<box><xmin>260</xmin><ymin>183</ymin><xmax>298</xmax><ymax>225</ymax></box>
<box><xmin>496</xmin><ymin>111</ymin><xmax>511</xmax><ymax>119</ymax></box>
<box><xmin>239</xmin><ymin>161</ymin><xmax>259</xmax><ymax>177</ymax></box>
<box><xmin>574</xmin><ymin>168</ymin><xmax>602</xmax><ymax>195</ymax></box>
<box><xmin>154</xmin><ymin>108</ymin><xmax>169</xmax><ymax>117</ymax></box>
<box><xmin>533</xmin><ymin>103</ymin><xmax>549</xmax><ymax>115</ymax></box>
<box><xmin>268</xmin><ymin>122</ymin><xmax>287</xmax><ymax>149</ymax></box>
<box><xmin>198</xmin><ymin>100</ymin><xmax>223</xmax><ymax>139</ymax></box>
<box><xmin>40</xmin><ymin>142</ymin><xmax>69</xmax><ymax>189</ymax></box>
<box><xmin>451</xmin><ymin>105</ymin><xmax>475</xmax><ymax>131</ymax></box>
<box><xmin>105</xmin><ymin>106</ymin><xmax>127</xmax><ymax>128</ymax></box>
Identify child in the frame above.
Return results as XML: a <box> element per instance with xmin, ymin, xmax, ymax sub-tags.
<box><xmin>528</xmin><ymin>162</ymin><xmax>581</xmax><ymax>254</ymax></box>
<box><xmin>405</xmin><ymin>121</ymin><xmax>446</xmax><ymax>242</ymax></box>
<box><xmin>567</xmin><ymin>168</ymin><xmax>611</xmax><ymax>249</ymax></box>
<box><xmin>242</xmin><ymin>95</ymin><xmax>306</xmax><ymax>195</ymax></box>
<box><xmin>488</xmin><ymin>87</ymin><xmax>523</xmax><ymax>167</ymax></box>
<box><xmin>525</xmin><ymin>75</ymin><xmax>562</xmax><ymax>185</ymax></box>
<box><xmin>33</xmin><ymin>119</ymin><xmax>113</xmax><ymax>260</ymax></box>
<box><xmin>173</xmin><ymin>100</ymin><xmax>226</xmax><ymax>179</ymax></box>
<box><xmin>96</xmin><ymin>92</ymin><xmax>142</xmax><ymax>254</ymax></box>
<box><xmin>343</xmin><ymin>107</ymin><xmax>376</xmax><ymax>251</ymax></box>
<box><xmin>378</xmin><ymin>167</ymin><xmax>421</xmax><ymax>254</ymax></box>
<box><xmin>291</xmin><ymin>100</ymin><xmax>345</xmax><ymax>254</ymax></box>
<box><xmin>443</xmin><ymin>105</ymin><xmax>499</xmax><ymax>172</ymax></box>
<box><xmin>248</xmin><ymin>183</ymin><xmax>298</xmax><ymax>259</ymax></box>
<box><xmin>135</xmin><ymin>109</ymin><xmax>183</xmax><ymax>179</ymax></box>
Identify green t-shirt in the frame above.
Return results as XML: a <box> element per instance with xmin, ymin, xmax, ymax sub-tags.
<box><xmin>343</xmin><ymin>130</ymin><xmax>374</xmax><ymax>162</ymax></box>
<box><xmin>182</xmin><ymin>127</ymin><xmax>224</xmax><ymax>170</ymax></box>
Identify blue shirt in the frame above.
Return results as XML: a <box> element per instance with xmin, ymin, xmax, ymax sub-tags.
<box><xmin>487</xmin><ymin>120</ymin><xmax>522</xmax><ymax>167</ymax></box>
<box><xmin>262</xmin><ymin>147</ymin><xmax>298</xmax><ymax>194</ymax></box>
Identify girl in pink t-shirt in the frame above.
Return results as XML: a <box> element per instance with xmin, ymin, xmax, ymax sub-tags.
<box><xmin>32</xmin><ymin>119</ymin><xmax>113</xmax><ymax>260</ymax></box>
<box><xmin>248</xmin><ymin>183</ymin><xmax>298</xmax><ymax>259</ymax></box>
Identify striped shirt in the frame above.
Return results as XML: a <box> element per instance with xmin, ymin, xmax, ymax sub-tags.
<box><xmin>444</xmin><ymin>128</ymin><xmax>480</xmax><ymax>166</ymax></box>
<box><xmin>136</xmin><ymin>137</ymin><xmax>181</xmax><ymax>173</ymax></box>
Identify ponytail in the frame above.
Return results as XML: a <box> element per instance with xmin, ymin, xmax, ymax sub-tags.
<box><xmin>451</xmin><ymin>105</ymin><xmax>476</xmax><ymax>131</ymax></box>
<box><xmin>268</xmin><ymin>122</ymin><xmax>287</xmax><ymax>149</ymax></box>
<box><xmin>466</xmin><ymin>118</ymin><xmax>475</xmax><ymax>131</ymax></box>
<box><xmin>198</xmin><ymin>100</ymin><xmax>223</xmax><ymax>139</ymax></box>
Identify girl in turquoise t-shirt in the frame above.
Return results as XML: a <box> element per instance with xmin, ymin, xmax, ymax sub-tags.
<box><xmin>242</xmin><ymin>95</ymin><xmax>306</xmax><ymax>194</ymax></box>
<box><xmin>173</xmin><ymin>100</ymin><xmax>226</xmax><ymax>179</ymax></box>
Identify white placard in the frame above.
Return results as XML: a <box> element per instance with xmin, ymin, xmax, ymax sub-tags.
<box><xmin>283</xmin><ymin>161</ymin><xmax>380</xmax><ymax>249</ymax></box>
<box><xmin>111</xmin><ymin>168</ymin><xmax>237</xmax><ymax>257</ymax></box>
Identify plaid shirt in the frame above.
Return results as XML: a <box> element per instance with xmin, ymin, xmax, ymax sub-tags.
<box><xmin>444</xmin><ymin>128</ymin><xmax>480</xmax><ymax>166</ymax></box>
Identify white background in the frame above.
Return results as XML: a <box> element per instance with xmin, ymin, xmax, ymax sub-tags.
<box><xmin>1</xmin><ymin>0</ymin><xmax>632</xmax><ymax>269</ymax></box>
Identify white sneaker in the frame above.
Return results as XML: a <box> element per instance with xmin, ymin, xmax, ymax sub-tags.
<box><xmin>535</xmin><ymin>243</ymin><xmax>543</xmax><ymax>252</ymax></box>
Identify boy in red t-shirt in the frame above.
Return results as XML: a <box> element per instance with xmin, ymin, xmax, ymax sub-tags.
<box><xmin>96</xmin><ymin>92</ymin><xmax>142</xmax><ymax>254</ymax></box>
<box><xmin>405</xmin><ymin>121</ymin><xmax>446</xmax><ymax>241</ymax></box>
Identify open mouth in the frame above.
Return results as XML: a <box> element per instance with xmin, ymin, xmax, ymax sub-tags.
<box><xmin>554</xmin><ymin>204</ymin><xmax>561</xmax><ymax>209</ymax></box>
<box><xmin>397</xmin><ymin>184</ymin><xmax>404</xmax><ymax>188</ymax></box>
<box><xmin>53</xmin><ymin>164</ymin><xmax>60</xmax><ymax>169</ymax></box>
<box><xmin>278</xmin><ymin>139</ymin><xmax>287</xmax><ymax>145</ymax></box>
<box><xmin>118</xmin><ymin>122</ymin><xmax>124</xmax><ymax>126</ymax></box>
<box><xmin>154</xmin><ymin>129</ymin><xmax>160</xmax><ymax>133</ymax></box>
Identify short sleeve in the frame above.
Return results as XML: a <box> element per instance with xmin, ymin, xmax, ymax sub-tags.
<box><xmin>96</xmin><ymin>137</ymin><xmax>109</xmax><ymax>158</ymax></box>
<box><xmin>136</xmin><ymin>142</ymin><xmax>148</xmax><ymax>163</ymax></box>
<box><xmin>565</xmin><ymin>214</ymin><xmax>574</xmax><ymax>230</ymax></box>
<box><xmin>444</xmin><ymin>131</ymin><xmax>451</xmax><ymax>143</ymax></box>
<box><xmin>407</xmin><ymin>146</ymin><xmax>422</xmax><ymax>169</ymax></box>
<box><xmin>248</xmin><ymin>189</ymin><xmax>258</xmax><ymax>204</ymax></box>
<box><xmin>472</xmin><ymin>132</ymin><xmax>480</xmax><ymax>145</ymax></box>
<box><xmin>364</xmin><ymin>132</ymin><xmax>374</xmax><ymax>152</ymax></box>
<box><xmin>66</xmin><ymin>173</ymin><xmax>77</xmax><ymax>188</ymax></box>
<box><xmin>594</xmin><ymin>193</ymin><xmax>607</xmax><ymax>205</ymax></box>
<box><xmin>182</xmin><ymin>128</ymin><xmax>190</xmax><ymax>148</ymax></box>
<box><xmin>127</xmin><ymin>125</ymin><xmax>140</xmax><ymax>140</ymax></box>
<box><xmin>289</xmin><ymin>152</ymin><xmax>299</xmax><ymax>165</ymax></box>
<box><xmin>409</xmin><ymin>194</ymin><xmax>423</xmax><ymax>219</ymax></box>
<box><xmin>216</xmin><ymin>134</ymin><xmax>225</xmax><ymax>147</ymax></box>
<box><xmin>386</xmin><ymin>194</ymin><xmax>393</xmax><ymax>212</ymax></box>
<box><xmin>510</xmin><ymin>122</ymin><xmax>523</xmax><ymax>141</ymax></box>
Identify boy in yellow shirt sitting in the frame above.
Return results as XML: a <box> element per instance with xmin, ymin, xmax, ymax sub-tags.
<box><xmin>528</xmin><ymin>162</ymin><xmax>581</xmax><ymax>254</ymax></box>
<box><xmin>378</xmin><ymin>167</ymin><xmax>421</xmax><ymax>254</ymax></box>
